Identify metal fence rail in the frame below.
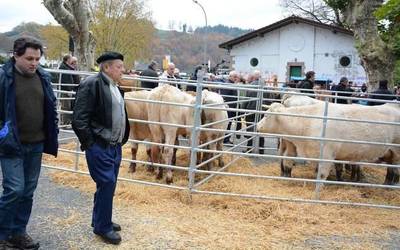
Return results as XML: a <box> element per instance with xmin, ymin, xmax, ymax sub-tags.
<box><xmin>46</xmin><ymin>69</ymin><xmax>400</xmax><ymax>210</ymax></box>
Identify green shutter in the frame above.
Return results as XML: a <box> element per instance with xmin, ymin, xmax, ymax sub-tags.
<box><xmin>290</xmin><ymin>66</ymin><xmax>302</xmax><ymax>77</ymax></box>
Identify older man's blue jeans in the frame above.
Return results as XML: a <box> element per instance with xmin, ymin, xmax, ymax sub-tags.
<box><xmin>0</xmin><ymin>143</ymin><xmax>44</xmax><ymax>240</ymax></box>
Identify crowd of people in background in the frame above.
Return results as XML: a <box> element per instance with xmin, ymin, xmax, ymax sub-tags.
<box><xmin>54</xmin><ymin>57</ymin><xmax>400</xmax><ymax>130</ymax></box>
<box><xmin>135</xmin><ymin>60</ymin><xmax>400</xmax><ymax>105</ymax></box>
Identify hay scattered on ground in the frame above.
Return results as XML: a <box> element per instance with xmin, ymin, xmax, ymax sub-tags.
<box><xmin>43</xmin><ymin>142</ymin><xmax>400</xmax><ymax>249</ymax></box>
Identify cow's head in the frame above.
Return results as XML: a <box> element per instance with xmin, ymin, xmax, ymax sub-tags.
<box><xmin>257</xmin><ymin>103</ymin><xmax>285</xmax><ymax>133</ymax></box>
<box><xmin>199</xmin><ymin>90</ymin><xmax>228</xmax><ymax>126</ymax></box>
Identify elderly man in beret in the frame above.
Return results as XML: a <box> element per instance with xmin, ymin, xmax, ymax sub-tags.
<box><xmin>72</xmin><ymin>52</ymin><xmax>130</xmax><ymax>245</ymax></box>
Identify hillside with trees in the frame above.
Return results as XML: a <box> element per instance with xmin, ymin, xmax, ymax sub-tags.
<box><xmin>151</xmin><ymin>29</ymin><xmax>233</xmax><ymax>73</ymax></box>
<box><xmin>195</xmin><ymin>24</ymin><xmax>252</xmax><ymax>37</ymax></box>
<box><xmin>0</xmin><ymin>21</ymin><xmax>250</xmax><ymax>73</ymax></box>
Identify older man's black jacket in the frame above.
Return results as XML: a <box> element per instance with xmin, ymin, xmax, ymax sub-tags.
<box><xmin>72</xmin><ymin>72</ymin><xmax>130</xmax><ymax>150</ymax></box>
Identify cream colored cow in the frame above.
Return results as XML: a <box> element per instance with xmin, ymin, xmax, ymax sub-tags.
<box><xmin>257</xmin><ymin>101</ymin><xmax>400</xmax><ymax>185</ymax></box>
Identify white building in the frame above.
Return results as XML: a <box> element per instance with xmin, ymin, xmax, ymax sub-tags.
<box><xmin>219</xmin><ymin>16</ymin><xmax>367</xmax><ymax>85</ymax></box>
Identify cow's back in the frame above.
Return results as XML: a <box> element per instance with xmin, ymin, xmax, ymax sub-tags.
<box><xmin>282</xmin><ymin>103</ymin><xmax>400</xmax><ymax>161</ymax></box>
<box><xmin>202</xmin><ymin>90</ymin><xmax>228</xmax><ymax>131</ymax></box>
<box><xmin>147</xmin><ymin>85</ymin><xmax>195</xmax><ymax>139</ymax></box>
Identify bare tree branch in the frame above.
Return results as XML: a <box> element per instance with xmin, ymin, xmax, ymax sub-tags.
<box><xmin>43</xmin><ymin>0</ymin><xmax>77</xmax><ymax>35</ymax></box>
<box><xmin>43</xmin><ymin>0</ymin><xmax>95</xmax><ymax>70</ymax></box>
<box><xmin>280</xmin><ymin>0</ymin><xmax>344</xmax><ymax>26</ymax></box>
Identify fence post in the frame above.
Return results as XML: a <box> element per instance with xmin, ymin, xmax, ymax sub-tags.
<box><xmin>254</xmin><ymin>78</ymin><xmax>263</xmax><ymax>153</ymax></box>
<box><xmin>235</xmin><ymin>86</ymin><xmax>241</xmax><ymax>142</ymax></box>
<box><xmin>188</xmin><ymin>73</ymin><xmax>204</xmax><ymax>197</ymax></box>
<box><xmin>315</xmin><ymin>96</ymin><xmax>330</xmax><ymax>199</ymax></box>
<box><xmin>57</xmin><ymin>72</ymin><xmax>62</xmax><ymax>126</ymax></box>
<box><xmin>74</xmin><ymin>138</ymin><xmax>80</xmax><ymax>171</ymax></box>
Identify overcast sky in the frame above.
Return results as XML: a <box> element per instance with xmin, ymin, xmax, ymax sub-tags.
<box><xmin>0</xmin><ymin>0</ymin><xmax>284</xmax><ymax>32</ymax></box>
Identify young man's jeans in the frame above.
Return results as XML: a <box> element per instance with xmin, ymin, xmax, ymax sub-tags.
<box><xmin>0</xmin><ymin>142</ymin><xmax>44</xmax><ymax>240</ymax></box>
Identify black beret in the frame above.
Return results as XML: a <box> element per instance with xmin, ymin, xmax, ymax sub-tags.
<box><xmin>96</xmin><ymin>51</ymin><xmax>124</xmax><ymax>64</ymax></box>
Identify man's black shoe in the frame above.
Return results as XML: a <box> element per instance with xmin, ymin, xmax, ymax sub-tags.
<box><xmin>111</xmin><ymin>223</ymin><xmax>121</xmax><ymax>232</ymax></box>
<box><xmin>94</xmin><ymin>230</ymin><xmax>121</xmax><ymax>245</ymax></box>
<box><xmin>0</xmin><ymin>240</ymin><xmax>13</xmax><ymax>250</ymax></box>
<box><xmin>7</xmin><ymin>234</ymin><xmax>39</xmax><ymax>250</ymax></box>
<box><xmin>223</xmin><ymin>138</ymin><xmax>233</xmax><ymax>144</ymax></box>
<box><xmin>91</xmin><ymin>222</ymin><xmax>121</xmax><ymax>232</ymax></box>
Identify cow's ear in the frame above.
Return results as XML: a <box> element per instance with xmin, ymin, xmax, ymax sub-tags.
<box><xmin>201</xmin><ymin>95</ymin><xmax>206</xmax><ymax>105</ymax></box>
<box><xmin>269</xmin><ymin>103</ymin><xmax>285</xmax><ymax>112</ymax></box>
<box><xmin>281</xmin><ymin>93</ymin><xmax>290</xmax><ymax>104</ymax></box>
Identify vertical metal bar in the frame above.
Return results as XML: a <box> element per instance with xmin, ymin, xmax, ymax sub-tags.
<box><xmin>315</xmin><ymin>96</ymin><xmax>330</xmax><ymax>199</ymax></box>
<box><xmin>235</xmin><ymin>84</ymin><xmax>240</xmax><ymax>142</ymax></box>
<box><xmin>74</xmin><ymin>137</ymin><xmax>80</xmax><ymax>171</ymax></box>
<box><xmin>334</xmin><ymin>91</ymin><xmax>338</xmax><ymax>103</ymax></box>
<box><xmin>188</xmin><ymin>74</ymin><xmax>204</xmax><ymax>195</ymax></box>
<box><xmin>254</xmin><ymin>78</ymin><xmax>263</xmax><ymax>153</ymax></box>
<box><xmin>57</xmin><ymin>72</ymin><xmax>62</xmax><ymax>125</ymax></box>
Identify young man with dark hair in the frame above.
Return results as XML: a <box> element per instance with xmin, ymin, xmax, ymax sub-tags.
<box><xmin>298</xmin><ymin>71</ymin><xmax>315</xmax><ymax>95</ymax></box>
<box><xmin>72</xmin><ymin>51</ymin><xmax>130</xmax><ymax>245</ymax></box>
<box><xmin>332</xmin><ymin>77</ymin><xmax>354</xmax><ymax>104</ymax></box>
<box><xmin>0</xmin><ymin>36</ymin><xmax>59</xmax><ymax>250</ymax></box>
<box><xmin>368</xmin><ymin>80</ymin><xmax>396</xmax><ymax>106</ymax></box>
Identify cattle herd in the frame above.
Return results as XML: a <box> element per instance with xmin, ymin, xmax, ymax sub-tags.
<box><xmin>125</xmin><ymin>84</ymin><xmax>228</xmax><ymax>184</ymax></box>
<box><xmin>123</xmin><ymin>83</ymin><xmax>400</xmax><ymax>187</ymax></box>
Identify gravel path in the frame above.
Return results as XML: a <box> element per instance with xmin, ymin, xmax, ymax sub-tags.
<box><xmin>0</xmin><ymin>131</ymin><xmax>399</xmax><ymax>249</ymax></box>
<box><xmin>27</xmin><ymin>169</ymin><xmax>184</xmax><ymax>249</ymax></box>
<box><xmin>20</xmin><ymin>170</ymin><xmax>400</xmax><ymax>249</ymax></box>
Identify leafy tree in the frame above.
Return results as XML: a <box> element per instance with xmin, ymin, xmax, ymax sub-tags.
<box><xmin>44</xmin><ymin>0</ymin><xmax>154</xmax><ymax>70</ymax></box>
<box><xmin>395</xmin><ymin>60</ymin><xmax>400</xmax><ymax>85</ymax></box>
<box><xmin>0</xmin><ymin>55</ymin><xmax>7</xmax><ymax>64</ymax></box>
<box><xmin>89</xmin><ymin>0</ymin><xmax>155</xmax><ymax>68</ymax></box>
<box><xmin>150</xmin><ymin>30</ymin><xmax>231</xmax><ymax>73</ymax></box>
<box><xmin>195</xmin><ymin>25</ymin><xmax>252</xmax><ymax>37</ymax></box>
<box><xmin>0</xmin><ymin>34</ymin><xmax>13</xmax><ymax>51</ymax></box>
<box><xmin>375</xmin><ymin>0</ymin><xmax>400</xmax><ymax>84</ymax></box>
<box><xmin>339</xmin><ymin>0</ymin><xmax>397</xmax><ymax>89</ymax></box>
<box><xmin>40</xmin><ymin>24</ymin><xmax>69</xmax><ymax>60</ymax></box>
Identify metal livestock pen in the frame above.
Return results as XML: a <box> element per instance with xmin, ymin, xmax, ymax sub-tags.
<box><xmin>45</xmin><ymin>68</ymin><xmax>400</xmax><ymax>210</ymax></box>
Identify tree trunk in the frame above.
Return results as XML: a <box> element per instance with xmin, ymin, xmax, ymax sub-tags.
<box><xmin>343</xmin><ymin>0</ymin><xmax>395</xmax><ymax>90</ymax></box>
<box><xmin>43</xmin><ymin>0</ymin><xmax>96</xmax><ymax>71</ymax></box>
